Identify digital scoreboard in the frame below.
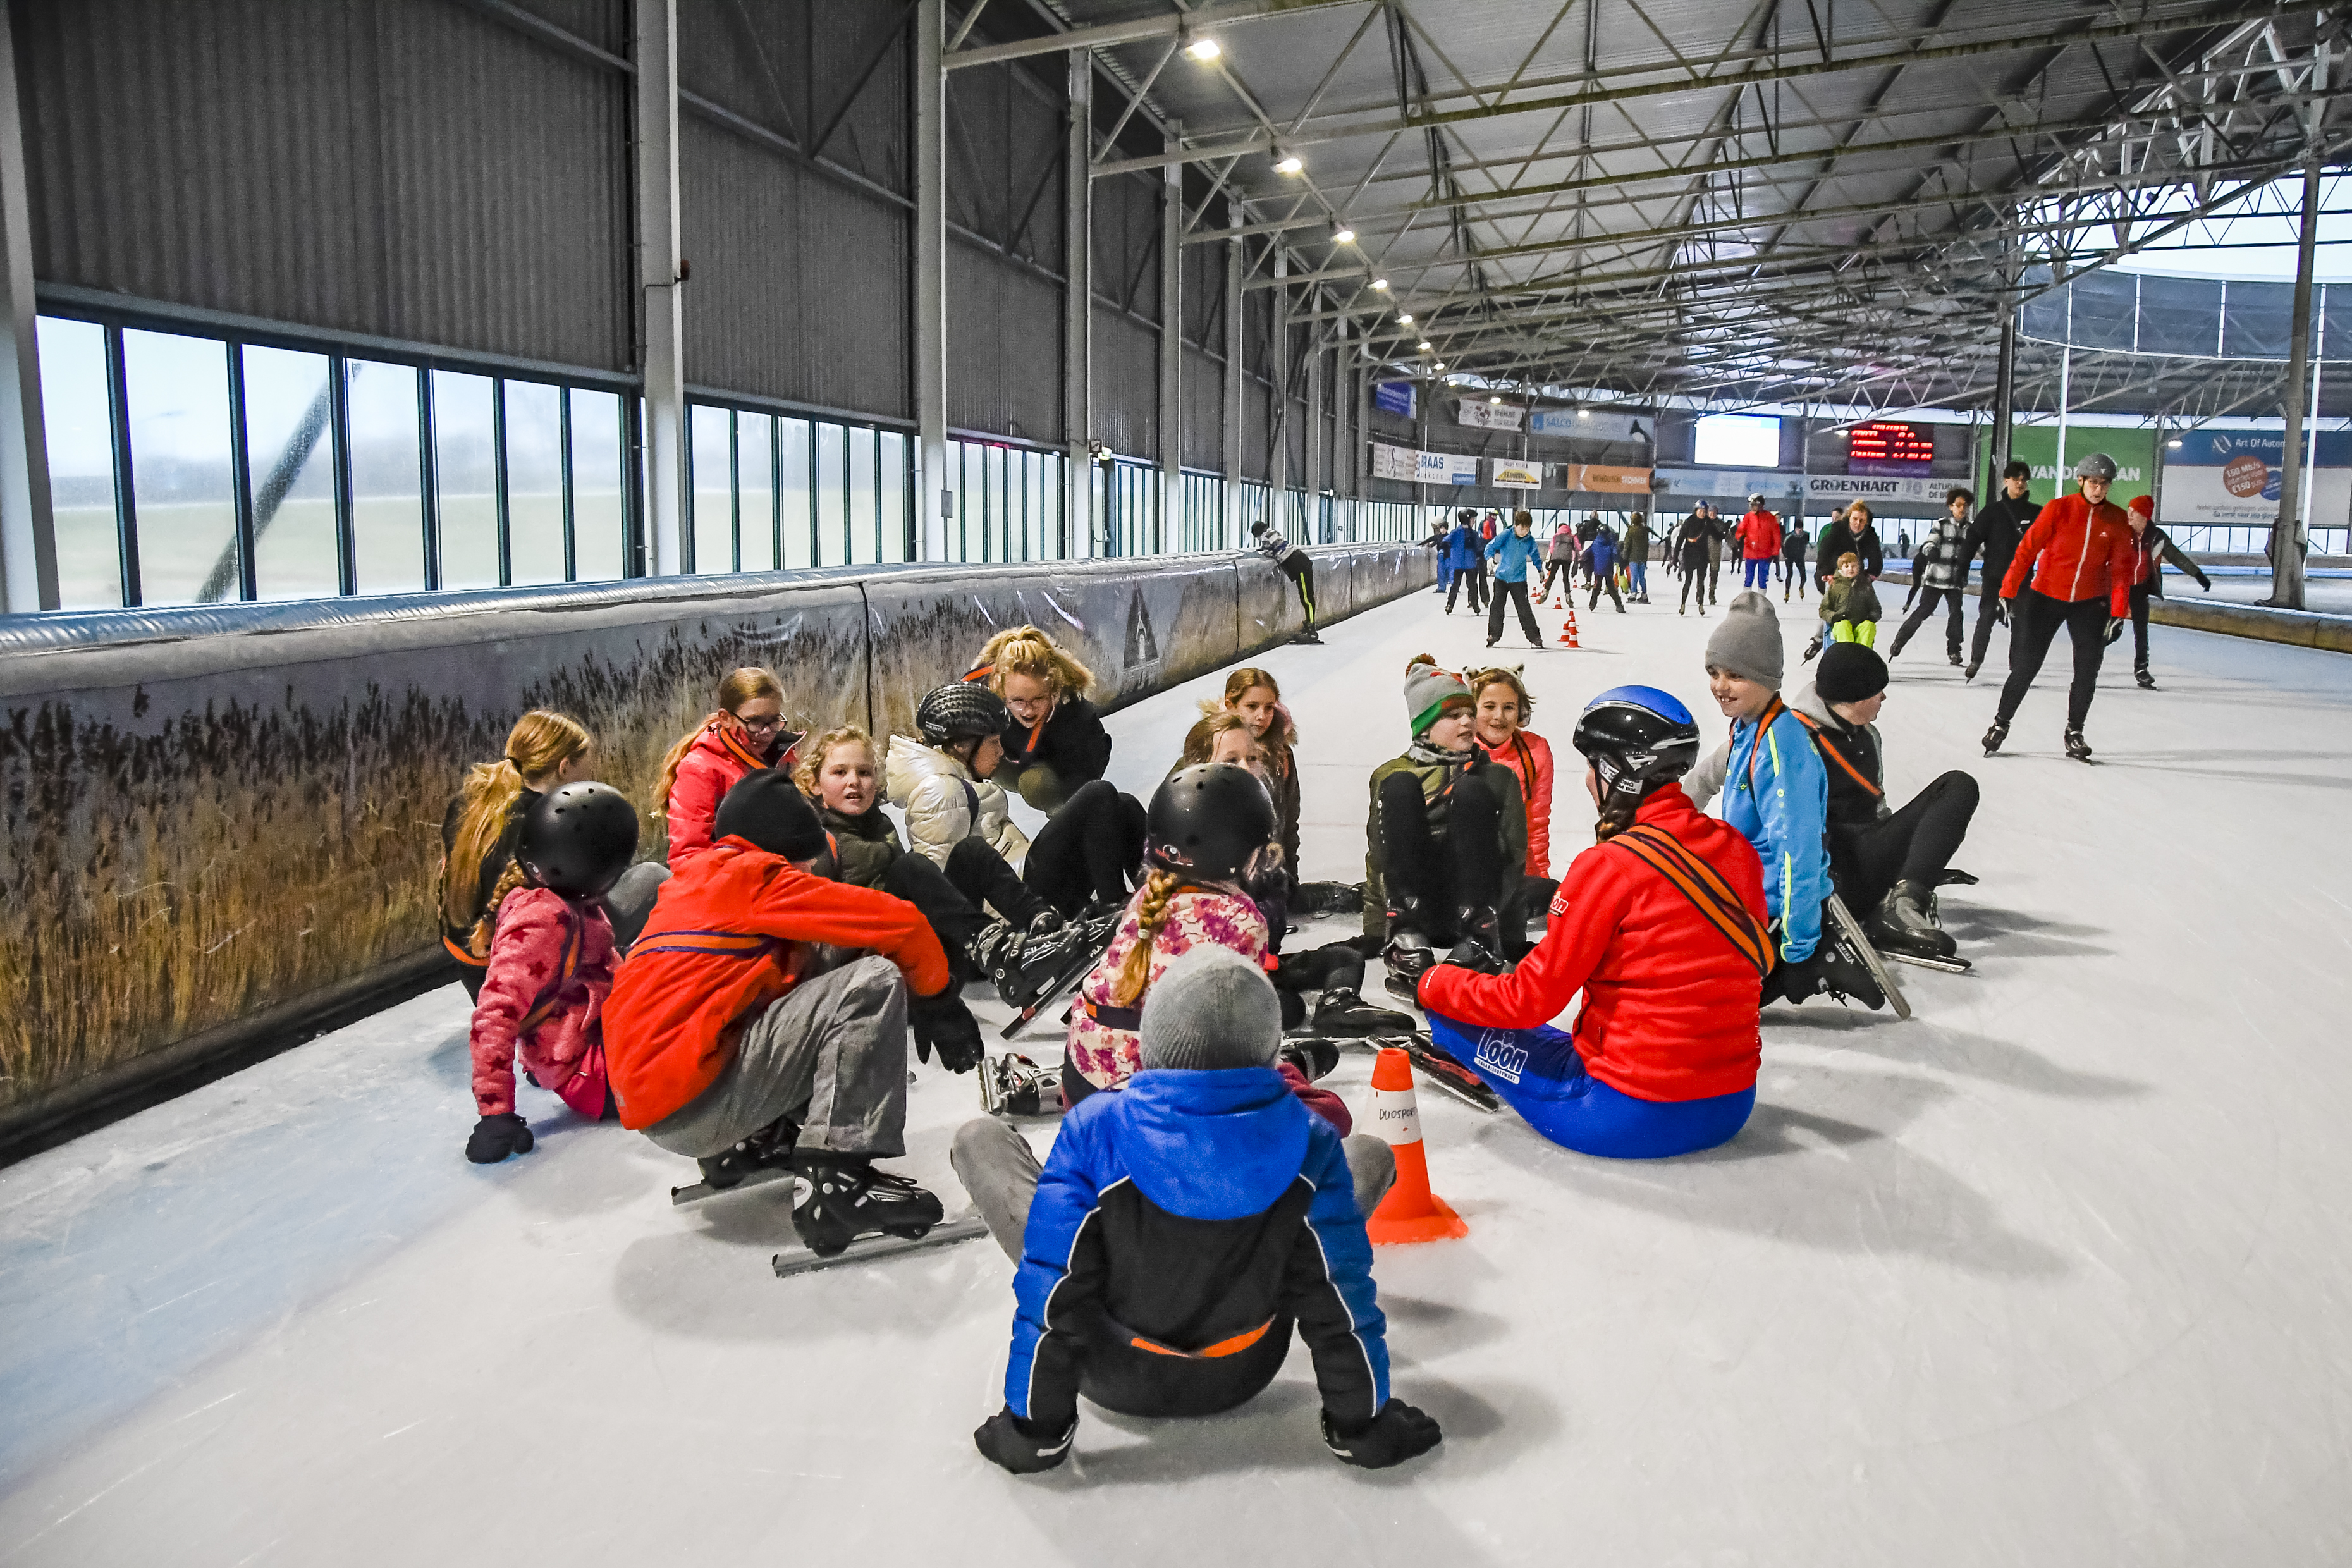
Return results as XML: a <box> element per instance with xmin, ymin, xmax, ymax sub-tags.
<box><xmin>1846</xmin><ymin>421</ymin><xmax>1936</xmax><ymax>475</ymax></box>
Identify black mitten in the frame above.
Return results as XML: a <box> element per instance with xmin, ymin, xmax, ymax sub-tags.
<box><xmin>1321</xmin><ymin>1399</ymin><xmax>1442</xmax><ymax>1469</ymax></box>
<box><xmin>909</xmin><ymin>987</ymin><xmax>984</xmax><ymax>1074</ymax></box>
<box><xmin>1440</xmin><ymin>938</ymin><xmax>1504</xmax><ymax>975</ymax></box>
<box><xmin>465</xmin><ymin>1112</ymin><xmax>535</xmax><ymax>1164</ymax></box>
<box><xmin>973</xmin><ymin>1408</ymin><xmax>1074</xmax><ymax>1474</ymax></box>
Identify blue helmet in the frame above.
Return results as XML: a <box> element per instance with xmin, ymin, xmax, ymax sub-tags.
<box><xmin>1572</xmin><ymin>685</ymin><xmax>1701</xmax><ymax>800</ymax></box>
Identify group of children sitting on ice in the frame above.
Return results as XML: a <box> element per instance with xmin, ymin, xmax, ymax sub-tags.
<box><xmin>437</xmin><ymin>596</ymin><xmax>1977</xmax><ymax>1476</ymax></box>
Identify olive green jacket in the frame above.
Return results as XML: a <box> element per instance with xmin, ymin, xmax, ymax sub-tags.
<box><xmin>1361</xmin><ymin>751</ymin><xmax>1528</xmax><ymax>936</ymax></box>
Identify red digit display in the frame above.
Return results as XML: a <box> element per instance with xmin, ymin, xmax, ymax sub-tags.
<box><xmin>1847</xmin><ymin>422</ymin><xmax>1935</xmax><ymax>472</ymax></box>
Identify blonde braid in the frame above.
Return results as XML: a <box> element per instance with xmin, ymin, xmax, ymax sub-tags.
<box><xmin>467</xmin><ymin>860</ymin><xmax>532</xmax><ymax>957</ymax></box>
<box><xmin>1107</xmin><ymin>870</ymin><xmax>1182</xmax><ymax>1007</ymax></box>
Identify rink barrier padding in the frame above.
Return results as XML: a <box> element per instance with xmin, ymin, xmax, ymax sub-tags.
<box><xmin>1878</xmin><ymin>568</ymin><xmax>2351</xmax><ymax>655</ymax></box>
<box><xmin>0</xmin><ymin>545</ymin><xmax>1433</xmax><ymax>1159</ymax></box>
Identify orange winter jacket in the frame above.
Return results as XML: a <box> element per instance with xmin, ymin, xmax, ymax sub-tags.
<box><xmin>2000</xmin><ymin>494</ymin><xmax>2136</xmax><ymax>616</ymax></box>
<box><xmin>602</xmin><ymin>838</ymin><xmax>950</xmax><ymax>1129</ymax></box>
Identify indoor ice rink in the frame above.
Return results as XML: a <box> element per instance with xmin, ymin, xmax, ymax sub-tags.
<box><xmin>3</xmin><ymin>2</ymin><xmax>2349</xmax><ymax>1565</ymax></box>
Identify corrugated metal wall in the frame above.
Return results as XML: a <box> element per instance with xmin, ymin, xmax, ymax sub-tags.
<box><xmin>19</xmin><ymin>0</ymin><xmax>634</xmax><ymax>371</ymax></box>
<box><xmin>943</xmin><ymin>58</ymin><xmax>1065</xmax><ymax>443</ymax></box>
<box><xmin>950</xmin><ymin>242</ymin><xmax>1063</xmax><ymax>443</ymax></box>
<box><xmin>1093</xmin><ymin>309</ymin><xmax>1158</xmax><ymax>460</ymax></box>
<box><xmin>1182</xmin><ymin>345</ymin><xmax>1223</xmax><ymax>470</ymax></box>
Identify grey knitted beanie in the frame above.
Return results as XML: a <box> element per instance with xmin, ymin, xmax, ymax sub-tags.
<box><xmin>1402</xmin><ymin>656</ymin><xmax>1471</xmax><ymax>735</ymax></box>
<box><xmin>1137</xmin><ymin>946</ymin><xmax>1282</xmax><ymax>1073</ymax></box>
<box><xmin>1705</xmin><ymin>589</ymin><xmax>1785</xmax><ymax>690</ymax></box>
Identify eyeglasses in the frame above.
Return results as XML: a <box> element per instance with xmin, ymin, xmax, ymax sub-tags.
<box><xmin>737</xmin><ymin>714</ymin><xmax>785</xmax><ymax>733</ymax></box>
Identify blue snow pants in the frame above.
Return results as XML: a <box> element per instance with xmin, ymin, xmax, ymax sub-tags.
<box><xmin>1426</xmin><ymin>1014</ymin><xmax>1755</xmax><ymax>1159</ymax></box>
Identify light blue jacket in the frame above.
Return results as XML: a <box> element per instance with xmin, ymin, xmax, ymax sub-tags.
<box><xmin>1485</xmin><ymin>529</ymin><xmax>1542</xmax><ymax>584</ymax></box>
<box><xmin>1720</xmin><ymin>702</ymin><xmax>1830</xmax><ymax>962</ymax></box>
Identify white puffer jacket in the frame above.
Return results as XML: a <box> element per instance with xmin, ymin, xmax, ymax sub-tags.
<box><xmin>885</xmin><ymin>733</ymin><xmax>1031</xmax><ymax>869</ymax></box>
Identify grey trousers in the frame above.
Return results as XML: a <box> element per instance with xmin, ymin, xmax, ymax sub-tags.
<box><xmin>644</xmin><ymin>955</ymin><xmax>909</xmax><ymax>1161</ymax></box>
<box><xmin>949</xmin><ymin>1115</ymin><xmax>1398</xmax><ymax>1265</ymax></box>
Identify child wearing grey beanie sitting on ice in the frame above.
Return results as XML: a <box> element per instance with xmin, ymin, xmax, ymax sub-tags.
<box><xmin>955</xmin><ymin>948</ymin><xmax>1439</xmax><ymax>1476</ymax></box>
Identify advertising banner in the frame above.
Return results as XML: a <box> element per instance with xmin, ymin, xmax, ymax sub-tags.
<box><xmin>1454</xmin><ymin>398</ymin><xmax>1525</xmax><ymax>432</ymax></box>
<box><xmin>1804</xmin><ymin>473</ymin><xmax>1954</xmax><ymax>506</ymax></box>
<box><xmin>1416</xmin><ymin>451</ymin><xmax>1481</xmax><ymax>486</ymax></box>
<box><xmin>2159</xmin><ymin>429</ymin><xmax>2352</xmax><ymax>525</ymax></box>
<box><xmin>1656</xmin><ymin>467</ymin><xmax>1801</xmax><ymax>501</ymax></box>
<box><xmin>1490</xmin><ymin>459</ymin><xmax>1544</xmax><ymax>489</ymax></box>
<box><xmin>1374</xmin><ymin>381</ymin><xmax>1417</xmax><ymax>418</ymax></box>
<box><xmin>1369</xmin><ymin>441</ymin><xmax>1419</xmax><ymax>482</ymax></box>
<box><xmin>1529</xmin><ymin>410</ymin><xmax>1651</xmax><ymax>442</ymax></box>
<box><xmin>1996</xmin><ymin>426</ymin><xmax>2157</xmax><ymax>508</ymax></box>
<box><xmin>1564</xmin><ymin>463</ymin><xmax>1655</xmax><ymax>494</ymax></box>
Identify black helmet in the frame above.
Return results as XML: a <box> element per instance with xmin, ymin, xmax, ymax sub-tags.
<box><xmin>916</xmin><ymin>682</ymin><xmax>1008</xmax><ymax>745</ymax></box>
<box><xmin>1572</xmin><ymin>685</ymin><xmax>1701</xmax><ymax>802</ymax></box>
<box><xmin>517</xmin><ymin>782</ymin><xmax>639</xmax><ymax>898</ymax></box>
<box><xmin>1147</xmin><ymin>764</ymin><xmax>1276</xmax><ymax>885</ymax></box>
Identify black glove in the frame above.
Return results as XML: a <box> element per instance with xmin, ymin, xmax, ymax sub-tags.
<box><xmin>909</xmin><ymin>986</ymin><xmax>984</xmax><ymax>1074</ymax></box>
<box><xmin>1321</xmin><ymin>1399</ymin><xmax>1443</xmax><ymax>1469</ymax></box>
<box><xmin>973</xmin><ymin>1407</ymin><xmax>1074</xmax><ymax>1474</ymax></box>
<box><xmin>2104</xmin><ymin>616</ymin><xmax>2126</xmax><ymax>645</ymax></box>
<box><xmin>2197</xmin><ymin>576</ymin><xmax>2213</xmax><ymax>592</ymax></box>
<box><xmin>1994</xmin><ymin>597</ymin><xmax>2012</xmax><ymax>626</ymax></box>
<box><xmin>1440</xmin><ymin>938</ymin><xmax>1504</xmax><ymax>975</ymax></box>
<box><xmin>465</xmin><ymin>1112</ymin><xmax>534</xmax><ymax>1164</ymax></box>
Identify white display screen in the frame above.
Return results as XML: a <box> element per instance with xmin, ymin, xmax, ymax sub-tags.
<box><xmin>1694</xmin><ymin>413</ymin><xmax>1782</xmax><ymax>469</ymax></box>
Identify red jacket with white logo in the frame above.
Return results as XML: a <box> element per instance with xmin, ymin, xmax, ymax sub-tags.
<box><xmin>2000</xmin><ymin>493</ymin><xmax>2135</xmax><ymax>616</ymax></box>
<box><xmin>602</xmin><ymin>839</ymin><xmax>950</xmax><ymax>1129</ymax></box>
<box><xmin>1737</xmin><ymin>509</ymin><xmax>1782</xmax><ymax>560</ymax></box>
<box><xmin>666</xmin><ymin>723</ymin><xmax>795</xmax><ymax>867</ymax></box>
<box><xmin>1417</xmin><ymin>785</ymin><xmax>1767</xmax><ymax>1103</ymax></box>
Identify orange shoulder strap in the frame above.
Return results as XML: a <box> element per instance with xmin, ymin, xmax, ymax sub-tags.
<box><xmin>1787</xmin><ymin>710</ymin><xmax>1883</xmax><ymax>799</ymax></box>
<box><xmin>1607</xmin><ymin>824</ymin><xmax>1773</xmax><ymax>979</ymax></box>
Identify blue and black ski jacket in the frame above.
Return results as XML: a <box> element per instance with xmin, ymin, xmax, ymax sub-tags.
<box><xmin>1003</xmin><ymin>1066</ymin><xmax>1388</xmax><ymax>1428</ymax></box>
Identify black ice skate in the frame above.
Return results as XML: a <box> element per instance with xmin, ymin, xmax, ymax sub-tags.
<box><xmin>673</xmin><ymin>1117</ymin><xmax>801</xmax><ymax>1204</ymax></box>
<box><xmin>2064</xmin><ymin>727</ymin><xmax>2093</xmax><ymax>762</ymax></box>
<box><xmin>2135</xmin><ymin>668</ymin><xmax>2157</xmax><ymax>689</ymax></box>
<box><xmin>1294</xmin><ymin>627</ymin><xmax>1324</xmax><ymax>645</ymax></box>
<box><xmin>1948</xmin><ymin>651</ymin><xmax>1964</xmax><ymax>667</ymax></box>
<box><xmin>1305</xmin><ymin>985</ymin><xmax>1416</xmax><ymax>1037</ymax></box>
<box><xmin>789</xmin><ymin>1155</ymin><xmax>946</xmax><ymax>1258</ymax></box>
<box><xmin>971</xmin><ymin>917</ymin><xmax>1089</xmax><ymax>1012</ymax></box>
<box><xmin>1981</xmin><ymin>719</ymin><xmax>2008</xmax><ymax>756</ymax></box>
<box><xmin>1964</xmin><ymin>660</ymin><xmax>1981</xmax><ymax>682</ymax></box>
<box><xmin>981</xmin><ymin>1053</ymin><xmax>1063</xmax><ymax>1117</ymax></box>
<box><xmin>1280</xmin><ymin>1037</ymin><xmax>1341</xmax><ymax>1082</ymax></box>
<box><xmin>1821</xmin><ymin>893</ymin><xmax>1911</xmax><ymax>1019</ymax></box>
<box><xmin>1292</xmin><ymin>880</ymin><xmax>1366</xmax><ymax>916</ymax></box>
<box><xmin>1802</xmin><ymin>634</ymin><xmax>1823</xmax><ymax>661</ymax></box>
<box><xmin>1867</xmin><ymin>880</ymin><xmax>1968</xmax><ymax>972</ymax></box>
<box><xmin>997</xmin><ymin>905</ymin><xmax>1123</xmax><ymax>1039</ymax></box>
<box><xmin>1381</xmin><ymin>895</ymin><xmax>1441</xmax><ymax>1004</ymax></box>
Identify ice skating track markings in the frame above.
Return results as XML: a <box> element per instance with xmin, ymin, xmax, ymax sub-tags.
<box><xmin>3</xmin><ymin>589</ymin><xmax>2349</xmax><ymax>1566</ymax></box>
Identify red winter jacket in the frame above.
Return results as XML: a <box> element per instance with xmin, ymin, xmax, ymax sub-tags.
<box><xmin>2000</xmin><ymin>493</ymin><xmax>2135</xmax><ymax>616</ymax></box>
<box><xmin>1479</xmin><ymin>728</ymin><xmax>1557</xmax><ymax>879</ymax></box>
<box><xmin>469</xmin><ymin>887</ymin><xmax>617</xmax><ymax>1118</ymax></box>
<box><xmin>602</xmin><ymin>838</ymin><xmax>950</xmax><ymax>1129</ymax></box>
<box><xmin>1737</xmin><ymin>509</ymin><xmax>1782</xmax><ymax>561</ymax></box>
<box><xmin>1418</xmin><ymin>785</ymin><xmax>1767</xmax><ymax>1102</ymax></box>
<box><xmin>665</xmin><ymin>723</ymin><xmax>795</xmax><ymax>867</ymax></box>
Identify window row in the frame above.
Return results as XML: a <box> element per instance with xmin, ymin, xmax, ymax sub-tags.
<box><xmin>37</xmin><ymin>316</ymin><xmax>632</xmax><ymax>609</ymax></box>
<box><xmin>691</xmin><ymin>405</ymin><xmax>911</xmax><ymax>571</ymax></box>
<box><xmin>945</xmin><ymin>439</ymin><xmax>1069</xmax><ymax>563</ymax></box>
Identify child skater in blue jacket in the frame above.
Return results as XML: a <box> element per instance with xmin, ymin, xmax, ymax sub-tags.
<box><xmin>953</xmin><ymin>948</ymin><xmax>1440</xmax><ymax>1474</ymax></box>
<box><xmin>1685</xmin><ymin>591</ymin><xmax>1887</xmax><ymax>1009</ymax></box>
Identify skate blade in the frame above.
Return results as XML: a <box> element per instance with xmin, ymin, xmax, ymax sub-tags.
<box><xmin>1337</xmin><ymin>1034</ymin><xmax>1502</xmax><ymax>1113</ymax></box>
<box><xmin>1884</xmin><ymin>949</ymin><xmax>1971</xmax><ymax>974</ymax></box>
<box><xmin>670</xmin><ymin>1163</ymin><xmax>795</xmax><ymax>1207</ymax></box>
<box><xmin>771</xmin><ymin>1216</ymin><xmax>991</xmax><ymax>1278</ymax></box>
<box><xmin>1824</xmin><ymin>894</ymin><xmax>1911</xmax><ymax>1020</ymax></box>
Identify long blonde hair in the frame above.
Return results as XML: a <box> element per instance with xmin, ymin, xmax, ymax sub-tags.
<box><xmin>652</xmin><ymin>666</ymin><xmax>785</xmax><ymax>813</ymax></box>
<box><xmin>972</xmin><ymin>625</ymin><xmax>1095</xmax><ymax>700</ymax></box>
<box><xmin>793</xmin><ymin>725</ymin><xmax>876</xmax><ymax>798</ymax></box>
<box><xmin>1108</xmin><ymin>870</ymin><xmax>1183</xmax><ymax>1007</ymax></box>
<box><xmin>444</xmin><ymin>710</ymin><xmax>591</xmax><ymax>932</ymax></box>
<box><xmin>1177</xmin><ymin>710</ymin><xmax>1256</xmax><ymax>769</ymax></box>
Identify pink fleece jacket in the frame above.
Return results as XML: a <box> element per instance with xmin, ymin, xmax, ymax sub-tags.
<box><xmin>469</xmin><ymin>886</ymin><xmax>617</xmax><ymax>1119</ymax></box>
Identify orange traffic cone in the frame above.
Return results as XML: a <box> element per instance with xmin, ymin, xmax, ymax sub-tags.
<box><xmin>1364</xmin><ymin>1047</ymin><xmax>1468</xmax><ymax>1245</ymax></box>
<box><xmin>1558</xmin><ymin>606</ymin><xmax>1581</xmax><ymax>648</ymax></box>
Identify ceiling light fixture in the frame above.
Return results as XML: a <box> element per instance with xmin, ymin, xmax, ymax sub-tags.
<box><xmin>1332</xmin><ymin>227</ymin><xmax>1356</xmax><ymax>244</ymax></box>
<box><xmin>1397</xmin><ymin>313</ymin><xmax>1413</xmax><ymax>325</ymax></box>
<box><xmin>1577</xmin><ymin>408</ymin><xmax>1591</xmax><ymax>418</ymax></box>
<box><xmin>1370</xmin><ymin>277</ymin><xmax>1389</xmax><ymax>290</ymax></box>
<box><xmin>1490</xmin><ymin>395</ymin><xmax>1504</xmax><ymax>405</ymax></box>
<box><xmin>1418</xmin><ymin>340</ymin><xmax>1431</xmax><ymax>350</ymax></box>
<box><xmin>1184</xmin><ymin>35</ymin><xmax>1220</xmax><ymax>61</ymax></box>
<box><xmin>1273</xmin><ymin>152</ymin><xmax>1304</xmax><ymax>175</ymax></box>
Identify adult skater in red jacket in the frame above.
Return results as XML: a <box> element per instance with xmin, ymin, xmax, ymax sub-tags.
<box><xmin>1736</xmin><ymin>496</ymin><xmax>1782</xmax><ymax>591</ymax></box>
<box><xmin>1984</xmin><ymin>451</ymin><xmax>2137</xmax><ymax>762</ymax></box>
<box><xmin>1411</xmin><ymin>687</ymin><xmax>1770</xmax><ymax>1159</ymax></box>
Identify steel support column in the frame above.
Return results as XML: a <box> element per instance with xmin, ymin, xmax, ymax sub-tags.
<box><xmin>1063</xmin><ymin>51</ymin><xmax>1093</xmax><ymax>554</ymax></box>
<box><xmin>635</xmin><ymin>0</ymin><xmax>687</xmax><ymax>577</ymax></box>
<box><xmin>1271</xmin><ymin>250</ymin><xmax>1289</xmax><ymax>523</ymax></box>
<box><xmin>1222</xmin><ymin>199</ymin><xmax>1242</xmax><ymax>549</ymax></box>
<box><xmin>1989</xmin><ymin>221</ymin><xmax>2019</xmax><ymax>491</ymax></box>
<box><xmin>1158</xmin><ymin>125</ymin><xmax>1182</xmax><ymax>555</ymax></box>
<box><xmin>1304</xmin><ymin>312</ymin><xmax>1324</xmax><ymax>542</ymax></box>
<box><xmin>914</xmin><ymin>0</ymin><xmax>950</xmax><ymax>560</ymax></box>
<box><xmin>0</xmin><ymin>0</ymin><xmax>54</xmax><ymax>614</ymax></box>
<box><xmin>2270</xmin><ymin>148</ymin><xmax>2321</xmax><ymax>610</ymax></box>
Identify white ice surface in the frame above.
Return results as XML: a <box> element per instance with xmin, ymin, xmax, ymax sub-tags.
<box><xmin>5</xmin><ymin>584</ymin><xmax>2351</xmax><ymax>1566</ymax></box>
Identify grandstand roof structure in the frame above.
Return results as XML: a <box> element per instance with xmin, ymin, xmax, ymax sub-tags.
<box><xmin>952</xmin><ymin>0</ymin><xmax>2352</xmax><ymax>419</ymax></box>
